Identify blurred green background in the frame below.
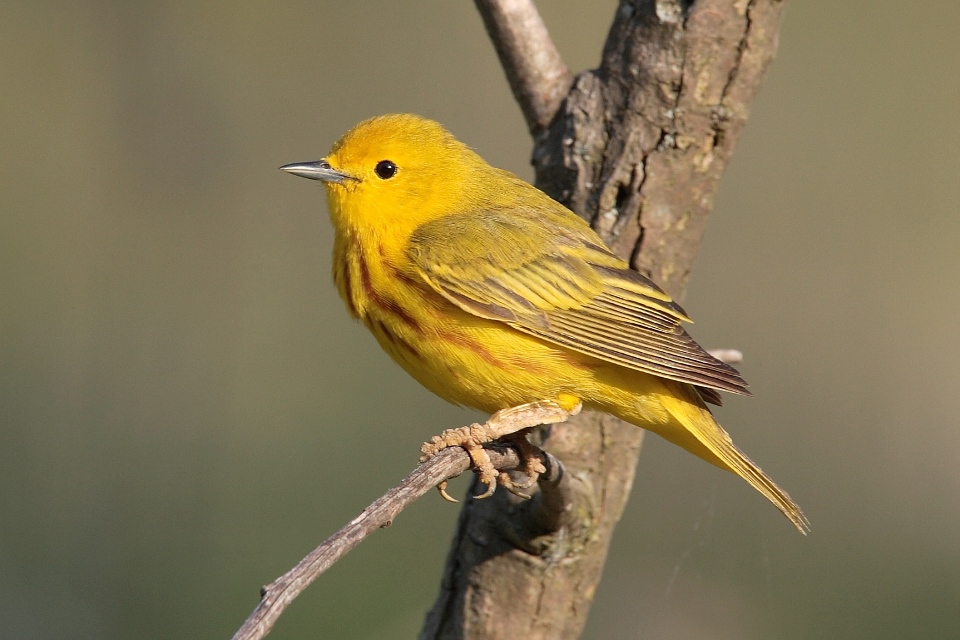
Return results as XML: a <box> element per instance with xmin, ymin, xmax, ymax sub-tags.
<box><xmin>3</xmin><ymin>1</ymin><xmax>959</xmax><ymax>638</ymax></box>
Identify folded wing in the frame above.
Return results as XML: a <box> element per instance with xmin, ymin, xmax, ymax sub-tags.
<box><xmin>409</xmin><ymin>206</ymin><xmax>749</xmax><ymax>397</ymax></box>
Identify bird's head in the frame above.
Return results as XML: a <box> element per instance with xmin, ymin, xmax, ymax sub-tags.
<box><xmin>281</xmin><ymin>114</ymin><xmax>489</xmax><ymax>237</ymax></box>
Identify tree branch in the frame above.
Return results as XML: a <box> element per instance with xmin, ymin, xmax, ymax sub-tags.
<box><xmin>473</xmin><ymin>0</ymin><xmax>572</xmax><ymax>134</ymax></box>
<box><xmin>230</xmin><ymin>445</ymin><xmax>567</xmax><ymax>640</ymax></box>
<box><xmin>422</xmin><ymin>2</ymin><xmax>788</xmax><ymax>638</ymax></box>
<box><xmin>708</xmin><ymin>348</ymin><xmax>743</xmax><ymax>364</ymax></box>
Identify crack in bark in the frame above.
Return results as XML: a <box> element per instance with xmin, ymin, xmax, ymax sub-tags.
<box><xmin>712</xmin><ymin>0</ymin><xmax>757</xmax><ymax>148</ymax></box>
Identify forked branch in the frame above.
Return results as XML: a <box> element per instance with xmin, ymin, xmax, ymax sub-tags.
<box><xmin>473</xmin><ymin>0</ymin><xmax>572</xmax><ymax>134</ymax></box>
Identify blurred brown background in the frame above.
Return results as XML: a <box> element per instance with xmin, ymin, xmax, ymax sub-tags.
<box><xmin>2</xmin><ymin>1</ymin><xmax>959</xmax><ymax>638</ymax></box>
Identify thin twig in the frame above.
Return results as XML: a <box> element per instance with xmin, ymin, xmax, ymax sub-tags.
<box><xmin>473</xmin><ymin>0</ymin><xmax>572</xmax><ymax>134</ymax></box>
<box><xmin>230</xmin><ymin>445</ymin><xmax>559</xmax><ymax>640</ymax></box>
<box><xmin>707</xmin><ymin>348</ymin><xmax>743</xmax><ymax>364</ymax></box>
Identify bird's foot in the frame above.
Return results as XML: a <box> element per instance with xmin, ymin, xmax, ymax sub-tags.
<box><xmin>497</xmin><ymin>431</ymin><xmax>546</xmax><ymax>497</ymax></box>
<box><xmin>420</xmin><ymin>398</ymin><xmax>581</xmax><ymax>502</ymax></box>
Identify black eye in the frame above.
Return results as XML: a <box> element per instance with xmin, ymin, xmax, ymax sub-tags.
<box><xmin>374</xmin><ymin>160</ymin><xmax>397</xmax><ymax>180</ymax></box>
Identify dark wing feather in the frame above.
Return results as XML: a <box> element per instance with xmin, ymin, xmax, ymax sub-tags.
<box><xmin>409</xmin><ymin>206</ymin><xmax>749</xmax><ymax>396</ymax></box>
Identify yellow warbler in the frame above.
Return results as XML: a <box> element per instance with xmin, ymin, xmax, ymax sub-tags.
<box><xmin>282</xmin><ymin>114</ymin><xmax>808</xmax><ymax>533</ymax></box>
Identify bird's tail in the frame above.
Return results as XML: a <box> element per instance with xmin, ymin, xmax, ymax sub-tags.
<box><xmin>649</xmin><ymin>380</ymin><xmax>810</xmax><ymax>534</ymax></box>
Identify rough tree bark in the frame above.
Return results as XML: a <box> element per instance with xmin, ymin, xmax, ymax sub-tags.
<box><xmin>420</xmin><ymin>1</ymin><xmax>788</xmax><ymax>638</ymax></box>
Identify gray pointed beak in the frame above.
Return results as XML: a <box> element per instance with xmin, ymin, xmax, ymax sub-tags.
<box><xmin>279</xmin><ymin>159</ymin><xmax>356</xmax><ymax>184</ymax></box>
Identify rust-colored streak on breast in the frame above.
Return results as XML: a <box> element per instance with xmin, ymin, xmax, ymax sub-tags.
<box><xmin>354</xmin><ymin>240</ymin><xmax>426</xmax><ymax>335</ymax></box>
<box><xmin>393</xmin><ymin>267</ymin><xmax>449</xmax><ymax>309</ymax></box>
<box><xmin>375</xmin><ymin>296</ymin><xmax>424</xmax><ymax>335</ymax></box>
<box><xmin>437</xmin><ymin>329</ymin><xmax>506</xmax><ymax>370</ymax></box>
<box><xmin>339</xmin><ymin>264</ymin><xmax>358</xmax><ymax>318</ymax></box>
<box><xmin>355</xmin><ymin>239</ymin><xmax>374</xmax><ymax>300</ymax></box>
<box><xmin>374</xmin><ymin>319</ymin><xmax>427</xmax><ymax>364</ymax></box>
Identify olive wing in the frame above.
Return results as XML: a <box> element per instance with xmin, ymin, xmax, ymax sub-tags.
<box><xmin>409</xmin><ymin>208</ymin><xmax>749</xmax><ymax>396</ymax></box>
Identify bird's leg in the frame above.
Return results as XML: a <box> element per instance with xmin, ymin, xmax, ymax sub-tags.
<box><xmin>420</xmin><ymin>398</ymin><xmax>582</xmax><ymax>501</ymax></box>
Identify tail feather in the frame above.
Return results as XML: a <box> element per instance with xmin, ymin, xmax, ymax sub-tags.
<box><xmin>656</xmin><ymin>382</ymin><xmax>810</xmax><ymax>534</ymax></box>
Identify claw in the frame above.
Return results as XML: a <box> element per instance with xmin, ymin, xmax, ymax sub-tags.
<box><xmin>505</xmin><ymin>486</ymin><xmax>532</xmax><ymax>499</ymax></box>
<box><xmin>436</xmin><ymin>480</ymin><xmax>459</xmax><ymax>503</ymax></box>
<box><xmin>499</xmin><ymin>471</ymin><xmax>532</xmax><ymax>499</ymax></box>
<box><xmin>510</xmin><ymin>470</ymin><xmax>540</xmax><ymax>490</ymax></box>
<box><xmin>472</xmin><ymin>480</ymin><xmax>497</xmax><ymax>500</ymax></box>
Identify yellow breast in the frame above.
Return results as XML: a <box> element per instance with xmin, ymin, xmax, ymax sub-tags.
<box><xmin>332</xmin><ymin>228</ymin><xmax>591</xmax><ymax>413</ymax></box>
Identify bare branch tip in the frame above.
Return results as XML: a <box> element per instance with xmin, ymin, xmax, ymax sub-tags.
<box><xmin>708</xmin><ymin>348</ymin><xmax>744</xmax><ymax>364</ymax></box>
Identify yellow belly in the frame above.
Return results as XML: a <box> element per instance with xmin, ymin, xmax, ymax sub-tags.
<box><xmin>363</xmin><ymin>294</ymin><xmax>682</xmax><ymax>435</ymax></box>
<box><xmin>350</xmin><ymin>261</ymin><xmax>808</xmax><ymax>532</ymax></box>
<box><xmin>365</xmin><ymin>300</ymin><xmax>593</xmax><ymax>413</ymax></box>
<box><xmin>340</xmin><ymin>233</ymin><xmax>723</xmax><ymax>468</ymax></box>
